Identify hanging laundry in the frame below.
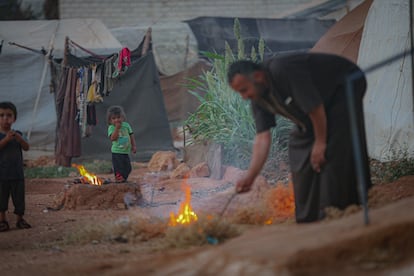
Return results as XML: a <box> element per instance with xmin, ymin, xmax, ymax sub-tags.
<box><xmin>112</xmin><ymin>47</ymin><xmax>131</xmax><ymax>78</ymax></box>
<box><xmin>118</xmin><ymin>47</ymin><xmax>131</xmax><ymax>70</ymax></box>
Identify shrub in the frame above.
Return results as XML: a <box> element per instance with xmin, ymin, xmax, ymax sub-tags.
<box><xmin>185</xmin><ymin>19</ymin><xmax>292</xmax><ymax>170</ymax></box>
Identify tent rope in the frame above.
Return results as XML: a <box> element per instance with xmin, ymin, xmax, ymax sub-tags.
<box><xmin>69</xmin><ymin>39</ymin><xmax>107</xmax><ymax>60</ymax></box>
<box><xmin>8</xmin><ymin>41</ymin><xmax>47</xmax><ymax>55</ymax></box>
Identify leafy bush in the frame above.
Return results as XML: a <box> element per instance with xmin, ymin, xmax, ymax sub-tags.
<box><xmin>185</xmin><ymin>19</ymin><xmax>292</xmax><ymax>170</ymax></box>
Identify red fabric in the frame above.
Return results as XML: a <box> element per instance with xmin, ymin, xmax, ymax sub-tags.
<box><xmin>118</xmin><ymin>47</ymin><xmax>131</xmax><ymax>70</ymax></box>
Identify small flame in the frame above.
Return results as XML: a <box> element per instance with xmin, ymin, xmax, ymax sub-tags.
<box><xmin>169</xmin><ymin>177</ymin><xmax>198</xmax><ymax>226</ymax></box>
<box><xmin>72</xmin><ymin>163</ymin><xmax>103</xmax><ymax>185</ymax></box>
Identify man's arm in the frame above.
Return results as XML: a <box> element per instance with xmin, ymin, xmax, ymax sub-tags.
<box><xmin>236</xmin><ymin>130</ymin><xmax>271</xmax><ymax>193</ymax></box>
<box><xmin>308</xmin><ymin>103</ymin><xmax>327</xmax><ymax>172</ymax></box>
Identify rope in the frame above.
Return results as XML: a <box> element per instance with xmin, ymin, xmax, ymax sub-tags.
<box><xmin>68</xmin><ymin>39</ymin><xmax>106</xmax><ymax>60</ymax></box>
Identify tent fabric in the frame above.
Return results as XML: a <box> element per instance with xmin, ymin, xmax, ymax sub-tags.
<box><xmin>358</xmin><ymin>0</ymin><xmax>413</xmax><ymax>161</ymax></box>
<box><xmin>54</xmin><ymin>67</ymin><xmax>82</xmax><ymax>166</ymax></box>
<box><xmin>184</xmin><ymin>17</ymin><xmax>335</xmax><ymax>57</ymax></box>
<box><xmin>110</xmin><ymin>22</ymin><xmax>199</xmax><ymax>76</ymax></box>
<box><xmin>311</xmin><ymin>0</ymin><xmax>414</xmax><ymax>161</ymax></box>
<box><xmin>160</xmin><ymin>59</ymin><xmax>211</xmax><ymax>122</ymax></box>
<box><xmin>310</xmin><ymin>0</ymin><xmax>373</xmax><ymax>63</ymax></box>
<box><xmin>71</xmin><ymin>52</ymin><xmax>175</xmax><ymax>162</ymax></box>
<box><xmin>0</xmin><ymin>19</ymin><xmax>122</xmax><ymax>151</ymax></box>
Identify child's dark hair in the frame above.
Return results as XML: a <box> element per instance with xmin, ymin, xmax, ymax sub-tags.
<box><xmin>227</xmin><ymin>60</ymin><xmax>264</xmax><ymax>83</ymax></box>
<box><xmin>106</xmin><ymin>105</ymin><xmax>126</xmax><ymax>125</ymax></box>
<box><xmin>0</xmin><ymin>101</ymin><xmax>17</xmax><ymax>119</ymax></box>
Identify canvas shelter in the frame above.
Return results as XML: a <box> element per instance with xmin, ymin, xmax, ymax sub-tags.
<box><xmin>52</xmin><ymin>36</ymin><xmax>174</xmax><ymax>166</ymax></box>
<box><xmin>0</xmin><ymin>19</ymin><xmax>122</xmax><ymax>153</ymax></box>
<box><xmin>184</xmin><ymin>16</ymin><xmax>336</xmax><ymax>57</ymax></box>
<box><xmin>110</xmin><ymin>23</ymin><xmax>211</xmax><ymax>123</ymax></box>
<box><xmin>311</xmin><ymin>0</ymin><xmax>414</xmax><ymax>161</ymax></box>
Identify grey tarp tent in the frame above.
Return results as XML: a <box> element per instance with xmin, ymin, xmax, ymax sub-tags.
<box><xmin>53</xmin><ymin>43</ymin><xmax>174</xmax><ymax>165</ymax></box>
<box><xmin>184</xmin><ymin>16</ymin><xmax>336</xmax><ymax>56</ymax></box>
<box><xmin>0</xmin><ymin>19</ymin><xmax>122</xmax><ymax>154</ymax></box>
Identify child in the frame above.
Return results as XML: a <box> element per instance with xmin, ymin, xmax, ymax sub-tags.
<box><xmin>0</xmin><ymin>101</ymin><xmax>31</xmax><ymax>232</ymax></box>
<box><xmin>107</xmin><ymin>105</ymin><xmax>136</xmax><ymax>183</ymax></box>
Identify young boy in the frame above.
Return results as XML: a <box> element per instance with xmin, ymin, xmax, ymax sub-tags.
<box><xmin>107</xmin><ymin>105</ymin><xmax>136</xmax><ymax>183</ymax></box>
<box><xmin>0</xmin><ymin>101</ymin><xmax>31</xmax><ymax>231</ymax></box>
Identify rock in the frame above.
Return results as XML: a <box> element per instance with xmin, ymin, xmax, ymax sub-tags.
<box><xmin>148</xmin><ymin>151</ymin><xmax>180</xmax><ymax>172</ymax></box>
<box><xmin>189</xmin><ymin>162</ymin><xmax>210</xmax><ymax>178</ymax></box>
<box><xmin>170</xmin><ymin>163</ymin><xmax>191</xmax><ymax>179</ymax></box>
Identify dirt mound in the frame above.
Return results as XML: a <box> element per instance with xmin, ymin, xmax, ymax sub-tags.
<box><xmin>52</xmin><ymin>183</ymin><xmax>142</xmax><ymax>210</ymax></box>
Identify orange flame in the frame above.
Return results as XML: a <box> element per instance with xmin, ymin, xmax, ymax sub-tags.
<box><xmin>72</xmin><ymin>163</ymin><xmax>103</xmax><ymax>186</ymax></box>
<box><xmin>169</xmin><ymin>178</ymin><xmax>198</xmax><ymax>226</ymax></box>
<box><xmin>265</xmin><ymin>181</ymin><xmax>295</xmax><ymax>223</ymax></box>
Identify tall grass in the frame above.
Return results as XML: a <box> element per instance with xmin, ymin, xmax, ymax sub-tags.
<box><xmin>185</xmin><ymin>19</ymin><xmax>292</xmax><ymax>170</ymax></box>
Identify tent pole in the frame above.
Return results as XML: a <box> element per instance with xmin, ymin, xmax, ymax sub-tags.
<box><xmin>63</xmin><ymin>36</ymin><xmax>69</xmax><ymax>68</ymax></box>
<box><xmin>409</xmin><ymin>0</ymin><xmax>414</xmax><ymax>111</ymax></box>
<box><xmin>142</xmin><ymin>27</ymin><xmax>152</xmax><ymax>56</ymax></box>
<box><xmin>27</xmin><ymin>21</ymin><xmax>59</xmax><ymax>141</ymax></box>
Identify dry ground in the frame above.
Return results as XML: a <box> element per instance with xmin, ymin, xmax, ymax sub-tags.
<box><xmin>1</xmin><ymin>164</ymin><xmax>414</xmax><ymax>275</ymax></box>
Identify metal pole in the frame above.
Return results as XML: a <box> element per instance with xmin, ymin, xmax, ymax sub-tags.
<box><xmin>345</xmin><ymin>47</ymin><xmax>414</xmax><ymax>225</ymax></box>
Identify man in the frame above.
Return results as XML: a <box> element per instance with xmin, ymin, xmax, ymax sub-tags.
<box><xmin>227</xmin><ymin>53</ymin><xmax>372</xmax><ymax>223</ymax></box>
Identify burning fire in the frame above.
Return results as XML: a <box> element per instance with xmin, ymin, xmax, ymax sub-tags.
<box><xmin>72</xmin><ymin>163</ymin><xmax>103</xmax><ymax>185</ymax></box>
<box><xmin>266</xmin><ymin>181</ymin><xmax>295</xmax><ymax>223</ymax></box>
<box><xmin>169</xmin><ymin>178</ymin><xmax>198</xmax><ymax>226</ymax></box>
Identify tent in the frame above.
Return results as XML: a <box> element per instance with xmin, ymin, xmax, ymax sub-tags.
<box><xmin>310</xmin><ymin>0</ymin><xmax>373</xmax><ymax>63</ymax></box>
<box><xmin>311</xmin><ymin>0</ymin><xmax>414</xmax><ymax>161</ymax></box>
<box><xmin>184</xmin><ymin>16</ymin><xmax>336</xmax><ymax>57</ymax></box>
<box><xmin>110</xmin><ymin>23</ymin><xmax>211</xmax><ymax>123</ymax></box>
<box><xmin>0</xmin><ymin>19</ymin><xmax>122</xmax><ymax>153</ymax></box>
<box><xmin>52</xmin><ymin>37</ymin><xmax>174</xmax><ymax>166</ymax></box>
<box><xmin>358</xmin><ymin>0</ymin><xmax>413</xmax><ymax>161</ymax></box>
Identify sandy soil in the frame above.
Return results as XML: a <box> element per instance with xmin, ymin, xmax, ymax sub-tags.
<box><xmin>1</xmin><ymin>164</ymin><xmax>414</xmax><ymax>276</ymax></box>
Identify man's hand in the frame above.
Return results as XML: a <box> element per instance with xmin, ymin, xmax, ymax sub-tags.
<box><xmin>308</xmin><ymin>104</ymin><xmax>327</xmax><ymax>173</ymax></box>
<box><xmin>311</xmin><ymin>141</ymin><xmax>326</xmax><ymax>173</ymax></box>
<box><xmin>236</xmin><ymin>177</ymin><xmax>254</xmax><ymax>193</ymax></box>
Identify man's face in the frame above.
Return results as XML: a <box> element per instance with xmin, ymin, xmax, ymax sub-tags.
<box><xmin>0</xmin><ymin>108</ymin><xmax>16</xmax><ymax>131</ymax></box>
<box><xmin>230</xmin><ymin>73</ymin><xmax>266</xmax><ymax>101</ymax></box>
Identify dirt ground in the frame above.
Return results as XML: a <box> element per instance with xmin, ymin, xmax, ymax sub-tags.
<box><xmin>1</xmin><ymin>161</ymin><xmax>414</xmax><ymax>276</ymax></box>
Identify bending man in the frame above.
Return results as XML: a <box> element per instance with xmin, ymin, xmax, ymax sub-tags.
<box><xmin>227</xmin><ymin>53</ymin><xmax>372</xmax><ymax>222</ymax></box>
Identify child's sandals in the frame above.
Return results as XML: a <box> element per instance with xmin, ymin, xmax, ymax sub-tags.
<box><xmin>0</xmin><ymin>221</ymin><xmax>9</xmax><ymax>232</ymax></box>
<box><xmin>16</xmin><ymin>219</ymin><xmax>31</xmax><ymax>229</ymax></box>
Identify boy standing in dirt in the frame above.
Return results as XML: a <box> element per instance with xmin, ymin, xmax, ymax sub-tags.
<box><xmin>0</xmin><ymin>101</ymin><xmax>31</xmax><ymax>232</ymax></box>
<box><xmin>107</xmin><ymin>105</ymin><xmax>136</xmax><ymax>183</ymax></box>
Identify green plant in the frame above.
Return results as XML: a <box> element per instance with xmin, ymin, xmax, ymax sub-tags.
<box><xmin>24</xmin><ymin>160</ymin><xmax>113</xmax><ymax>179</ymax></box>
<box><xmin>185</xmin><ymin>18</ymin><xmax>292</xmax><ymax>169</ymax></box>
<box><xmin>370</xmin><ymin>145</ymin><xmax>414</xmax><ymax>183</ymax></box>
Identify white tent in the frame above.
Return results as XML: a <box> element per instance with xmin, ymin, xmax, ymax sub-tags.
<box><xmin>110</xmin><ymin>22</ymin><xmax>199</xmax><ymax>76</ymax></box>
<box><xmin>0</xmin><ymin>19</ymin><xmax>122</xmax><ymax>152</ymax></box>
<box><xmin>358</xmin><ymin>0</ymin><xmax>413</xmax><ymax>161</ymax></box>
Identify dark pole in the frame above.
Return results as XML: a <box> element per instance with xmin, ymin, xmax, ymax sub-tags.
<box><xmin>345</xmin><ymin>48</ymin><xmax>414</xmax><ymax>226</ymax></box>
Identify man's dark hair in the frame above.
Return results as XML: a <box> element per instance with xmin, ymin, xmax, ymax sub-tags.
<box><xmin>227</xmin><ymin>60</ymin><xmax>264</xmax><ymax>83</ymax></box>
<box><xmin>0</xmin><ymin>101</ymin><xmax>17</xmax><ymax>119</ymax></box>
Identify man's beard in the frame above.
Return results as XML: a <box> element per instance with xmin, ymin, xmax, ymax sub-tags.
<box><xmin>252</xmin><ymin>81</ymin><xmax>267</xmax><ymax>100</ymax></box>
